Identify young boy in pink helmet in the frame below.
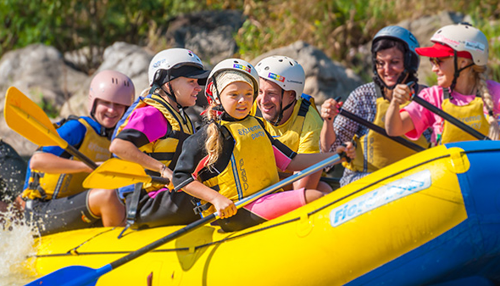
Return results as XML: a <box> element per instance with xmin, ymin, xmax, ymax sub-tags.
<box><xmin>21</xmin><ymin>70</ymin><xmax>135</xmax><ymax>236</ymax></box>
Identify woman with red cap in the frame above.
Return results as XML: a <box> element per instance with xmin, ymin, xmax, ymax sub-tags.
<box><xmin>385</xmin><ymin>23</ymin><xmax>500</xmax><ymax>144</ymax></box>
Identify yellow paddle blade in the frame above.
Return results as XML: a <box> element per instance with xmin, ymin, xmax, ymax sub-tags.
<box><xmin>4</xmin><ymin>86</ymin><xmax>67</xmax><ymax>148</ymax></box>
<box><xmin>83</xmin><ymin>158</ymin><xmax>153</xmax><ymax>189</ymax></box>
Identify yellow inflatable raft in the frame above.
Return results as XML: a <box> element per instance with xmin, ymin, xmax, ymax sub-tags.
<box><xmin>25</xmin><ymin>141</ymin><xmax>500</xmax><ymax>285</ymax></box>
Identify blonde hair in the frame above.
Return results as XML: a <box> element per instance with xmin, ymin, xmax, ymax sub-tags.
<box><xmin>472</xmin><ymin>65</ymin><xmax>500</xmax><ymax>140</ymax></box>
<box><xmin>204</xmin><ymin>105</ymin><xmax>224</xmax><ymax>170</ymax></box>
<box><xmin>203</xmin><ymin>70</ymin><xmax>255</xmax><ymax>170</ymax></box>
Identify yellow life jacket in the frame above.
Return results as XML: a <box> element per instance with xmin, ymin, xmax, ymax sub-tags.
<box><xmin>201</xmin><ymin>116</ymin><xmax>280</xmax><ymax>216</ymax></box>
<box><xmin>263</xmin><ymin>95</ymin><xmax>319</xmax><ymax>152</ymax></box>
<box><xmin>346</xmin><ymin>88</ymin><xmax>429</xmax><ymax>173</ymax></box>
<box><xmin>439</xmin><ymin>89</ymin><xmax>490</xmax><ymax>144</ymax></box>
<box><xmin>114</xmin><ymin>94</ymin><xmax>194</xmax><ymax>192</ymax></box>
<box><xmin>23</xmin><ymin>118</ymin><xmax>110</xmax><ymax>200</ymax></box>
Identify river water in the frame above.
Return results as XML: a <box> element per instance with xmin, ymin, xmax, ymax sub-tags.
<box><xmin>0</xmin><ymin>208</ymin><xmax>38</xmax><ymax>286</ymax></box>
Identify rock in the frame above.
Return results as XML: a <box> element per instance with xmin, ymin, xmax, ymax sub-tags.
<box><xmin>60</xmin><ymin>42</ymin><xmax>154</xmax><ymax>117</ymax></box>
<box><xmin>252</xmin><ymin>41</ymin><xmax>364</xmax><ymax>104</ymax></box>
<box><xmin>0</xmin><ymin>44</ymin><xmax>88</xmax><ymax>156</ymax></box>
<box><xmin>165</xmin><ymin>10</ymin><xmax>245</xmax><ymax>65</ymax></box>
<box><xmin>64</xmin><ymin>46</ymin><xmax>103</xmax><ymax>73</ymax></box>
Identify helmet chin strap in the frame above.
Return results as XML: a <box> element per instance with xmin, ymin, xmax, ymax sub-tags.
<box><xmin>272</xmin><ymin>89</ymin><xmax>295</xmax><ymax>126</ymax></box>
<box><xmin>450</xmin><ymin>50</ymin><xmax>475</xmax><ymax>93</ymax></box>
<box><xmin>157</xmin><ymin>69</ymin><xmax>189</xmax><ymax>124</ymax></box>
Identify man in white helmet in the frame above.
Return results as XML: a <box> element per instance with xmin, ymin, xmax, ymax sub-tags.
<box><xmin>254</xmin><ymin>56</ymin><xmax>331</xmax><ymax>193</ymax></box>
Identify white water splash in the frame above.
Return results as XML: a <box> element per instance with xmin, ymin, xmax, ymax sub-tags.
<box><xmin>0</xmin><ymin>204</ymin><xmax>38</xmax><ymax>286</ymax></box>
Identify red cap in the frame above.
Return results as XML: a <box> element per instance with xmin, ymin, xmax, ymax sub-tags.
<box><xmin>415</xmin><ymin>42</ymin><xmax>472</xmax><ymax>59</ymax></box>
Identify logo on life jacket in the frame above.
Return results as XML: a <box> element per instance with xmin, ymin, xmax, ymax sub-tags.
<box><xmin>239</xmin><ymin>158</ymin><xmax>249</xmax><ymax>191</ymax></box>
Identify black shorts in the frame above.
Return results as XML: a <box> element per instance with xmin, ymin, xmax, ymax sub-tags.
<box><xmin>126</xmin><ymin>188</ymin><xmax>199</xmax><ymax>230</ymax></box>
<box><xmin>25</xmin><ymin>190</ymin><xmax>102</xmax><ymax>236</ymax></box>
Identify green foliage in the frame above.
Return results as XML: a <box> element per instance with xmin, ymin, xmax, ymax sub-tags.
<box><xmin>36</xmin><ymin>93</ymin><xmax>59</xmax><ymax>119</ymax></box>
<box><xmin>235</xmin><ymin>0</ymin><xmax>500</xmax><ymax>82</ymax></box>
<box><xmin>0</xmin><ymin>0</ymin><xmax>214</xmax><ymax>71</ymax></box>
<box><xmin>1</xmin><ymin>0</ymin><xmax>500</xmax><ymax>83</ymax></box>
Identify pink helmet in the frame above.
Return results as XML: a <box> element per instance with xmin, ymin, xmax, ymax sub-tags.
<box><xmin>88</xmin><ymin>70</ymin><xmax>135</xmax><ymax>115</ymax></box>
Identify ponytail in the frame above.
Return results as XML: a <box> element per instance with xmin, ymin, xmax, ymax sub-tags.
<box><xmin>474</xmin><ymin>65</ymin><xmax>500</xmax><ymax>140</ymax></box>
<box><xmin>204</xmin><ymin>105</ymin><xmax>224</xmax><ymax>170</ymax></box>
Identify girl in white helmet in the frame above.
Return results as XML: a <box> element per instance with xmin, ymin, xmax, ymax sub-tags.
<box><xmin>386</xmin><ymin>23</ymin><xmax>500</xmax><ymax>144</ymax></box>
<box><xmin>110</xmin><ymin>48</ymin><xmax>210</xmax><ymax>230</ymax></box>
<box><xmin>321</xmin><ymin>26</ymin><xmax>430</xmax><ymax>187</ymax></box>
<box><xmin>22</xmin><ymin>70</ymin><xmax>135</xmax><ymax>236</ymax></box>
<box><xmin>172</xmin><ymin>59</ymin><xmax>354</xmax><ymax>232</ymax></box>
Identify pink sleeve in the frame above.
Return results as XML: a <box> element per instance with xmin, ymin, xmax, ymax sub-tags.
<box><xmin>122</xmin><ymin>106</ymin><xmax>169</xmax><ymax>142</ymax></box>
<box><xmin>402</xmin><ymin>86</ymin><xmax>443</xmax><ymax>140</ymax></box>
<box><xmin>273</xmin><ymin>146</ymin><xmax>293</xmax><ymax>172</ymax></box>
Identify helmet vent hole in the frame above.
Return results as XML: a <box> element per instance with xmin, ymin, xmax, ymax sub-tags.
<box><xmin>278</xmin><ymin>59</ymin><xmax>283</xmax><ymax>62</ymax></box>
<box><xmin>264</xmin><ymin>66</ymin><xmax>269</xmax><ymax>70</ymax></box>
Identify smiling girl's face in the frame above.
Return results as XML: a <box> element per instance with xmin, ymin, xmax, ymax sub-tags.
<box><xmin>219</xmin><ymin>81</ymin><xmax>254</xmax><ymax>119</ymax></box>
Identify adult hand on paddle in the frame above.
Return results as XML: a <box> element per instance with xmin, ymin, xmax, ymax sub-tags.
<box><xmin>390</xmin><ymin>82</ymin><xmax>414</xmax><ymax>106</ymax></box>
<box><xmin>321</xmin><ymin>96</ymin><xmax>343</xmax><ymax>121</ymax></box>
<box><xmin>338</xmin><ymin>142</ymin><xmax>355</xmax><ymax>163</ymax></box>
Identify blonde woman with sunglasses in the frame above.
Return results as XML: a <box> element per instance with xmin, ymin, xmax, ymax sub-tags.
<box><xmin>385</xmin><ymin>23</ymin><xmax>500</xmax><ymax>144</ymax></box>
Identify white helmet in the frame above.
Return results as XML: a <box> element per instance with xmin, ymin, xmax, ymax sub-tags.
<box><xmin>255</xmin><ymin>56</ymin><xmax>305</xmax><ymax>100</ymax></box>
<box><xmin>148</xmin><ymin>48</ymin><xmax>209</xmax><ymax>87</ymax></box>
<box><xmin>418</xmin><ymin>23</ymin><xmax>488</xmax><ymax>66</ymax></box>
<box><xmin>205</xmin><ymin>58</ymin><xmax>259</xmax><ymax>103</ymax></box>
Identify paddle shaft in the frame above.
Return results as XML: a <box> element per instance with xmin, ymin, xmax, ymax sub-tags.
<box><xmin>99</xmin><ymin>170</ymin><xmax>169</xmax><ymax>185</ymax></box>
<box><xmin>338</xmin><ymin>108</ymin><xmax>425</xmax><ymax>152</ymax></box>
<box><xmin>411</xmin><ymin>93</ymin><xmax>491</xmax><ymax>141</ymax></box>
<box><xmin>107</xmin><ymin>153</ymin><xmax>343</xmax><ymax>270</ymax></box>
